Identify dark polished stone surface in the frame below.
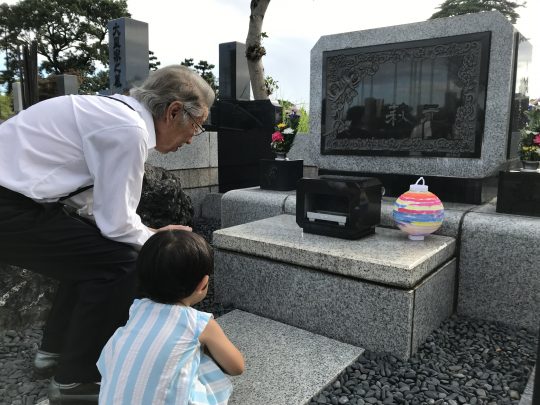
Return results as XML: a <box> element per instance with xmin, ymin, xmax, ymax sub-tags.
<box><xmin>259</xmin><ymin>159</ymin><xmax>303</xmax><ymax>191</ymax></box>
<box><xmin>219</xmin><ymin>42</ymin><xmax>250</xmax><ymax>101</ymax></box>
<box><xmin>321</xmin><ymin>32</ymin><xmax>491</xmax><ymax>158</ymax></box>
<box><xmin>319</xmin><ymin>169</ymin><xmax>498</xmax><ymax>204</ymax></box>
<box><xmin>212</xmin><ymin>100</ymin><xmax>282</xmax><ymax>193</ymax></box>
<box><xmin>496</xmin><ymin>170</ymin><xmax>540</xmax><ymax>217</ymax></box>
<box><xmin>296</xmin><ymin>176</ymin><xmax>383</xmax><ymax>239</ymax></box>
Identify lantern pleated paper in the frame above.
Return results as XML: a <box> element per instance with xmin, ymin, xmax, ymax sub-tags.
<box><xmin>393</xmin><ymin>177</ymin><xmax>444</xmax><ymax>240</ymax></box>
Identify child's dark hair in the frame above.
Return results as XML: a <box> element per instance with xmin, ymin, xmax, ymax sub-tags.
<box><xmin>137</xmin><ymin>230</ymin><xmax>213</xmax><ymax>304</ymax></box>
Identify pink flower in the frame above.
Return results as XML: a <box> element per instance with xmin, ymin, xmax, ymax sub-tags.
<box><xmin>272</xmin><ymin>131</ymin><xmax>284</xmax><ymax>142</ymax></box>
<box><xmin>533</xmin><ymin>133</ymin><xmax>540</xmax><ymax>145</ymax></box>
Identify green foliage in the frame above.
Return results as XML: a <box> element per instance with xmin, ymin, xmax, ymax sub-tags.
<box><xmin>79</xmin><ymin>70</ymin><xmax>109</xmax><ymax>94</ymax></box>
<box><xmin>264</xmin><ymin>76</ymin><xmax>279</xmax><ymax>96</ymax></box>
<box><xmin>297</xmin><ymin>106</ymin><xmax>309</xmax><ymax>133</ymax></box>
<box><xmin>180</xmin><ymin>58</ymin><xmax>218</xmax><ymax>95</ymax></box>
<box><xmin>429</xmin><ymin>0</ymin><xmax>525</xmax><ymax>23</ymax></box>
<box><xmin>0</xmin><ymin>94</ymin><xmax>14</xmax><ymax>120</ymax></box>
<box><xmin>0</xmin><ymin>0</ymin><xmax>129</xmax><ymax>91</ymax></box>
<box><xmin>278</xmin><ymin>99</ymin><xmax>309</xmax><ymax>133</ymax></box>
<box><xmin>149</xmin><ymin>51</ymin><xmax>161</xmax><ymax>71</ymax></box>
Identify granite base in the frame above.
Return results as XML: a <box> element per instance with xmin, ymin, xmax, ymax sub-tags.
<box><xmin>215</xmin><ymin>251</ymin><xmax>455</xmax><ymax>359</ymax></box>
<box><xmin>457</xmin><ymin>212</ymin><xmax>540</xmax><ymax>332</ymax></box>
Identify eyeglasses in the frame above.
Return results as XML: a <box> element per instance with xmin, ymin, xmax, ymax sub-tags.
<box><xmin>183</xmin><ymin>107</ymin><xmax>206</xmax><ymax>136</ymax></box>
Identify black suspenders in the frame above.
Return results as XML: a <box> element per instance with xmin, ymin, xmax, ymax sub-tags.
<box><xmin>100</xmin><ymin>95</ymin><xmax>136</xmax><ymax>111</ymax></box>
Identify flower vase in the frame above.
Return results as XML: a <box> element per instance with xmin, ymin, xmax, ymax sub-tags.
<box><xmin>275</xmin><ymin>152</ymin><xmax>287</xmax><ymax>161</ymax></box>
<box><xmin>520</xmin><ymin>160</ymin><xmax>540</xmax><ymax>172</ymax></box>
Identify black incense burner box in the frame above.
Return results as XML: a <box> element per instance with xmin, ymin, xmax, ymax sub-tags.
<box><xmin>296</xmin><ymin>176</ymin><xmax>383</xmax><ymax>239</ymax></box>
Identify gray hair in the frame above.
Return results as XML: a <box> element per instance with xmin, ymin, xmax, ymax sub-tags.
<box><xmin>130</xmin><ymin>65</ymin><xmax>215</xmax><ymax>119</ymax></box>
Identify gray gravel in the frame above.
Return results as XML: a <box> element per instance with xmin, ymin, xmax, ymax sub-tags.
<box><xmin>0</xmin><ymin>218</ymin><xmax>537</xmax><ymax>404</ymax></box>
<box><xmin>308</xmin><ymin>316</ymin><xmax>537</xmax><ymax>405</ymax></box>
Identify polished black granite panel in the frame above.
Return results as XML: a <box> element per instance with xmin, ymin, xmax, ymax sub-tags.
<box><xmin>496</xmin><ymin>170</ymin><xmax>540</xmax><ymax>217</ymax></box>
<box><xmin>259</xmin><ymin>159</ymin><xmax>303</xmax><ymax>191</ymax></box>
<box><xmin>211</xmin><ymin>100</ymin><xmax>281</xmax><ymax>193</ymax></box>
<box><xmin>319</xmin><ymin>169</ymin><xmax>498</xmax><ymax>205</ymax></box>
<box><xmin>321</xmin><ymin>32</ymin><xmax>490</xmax><ymax>158</ymax></box>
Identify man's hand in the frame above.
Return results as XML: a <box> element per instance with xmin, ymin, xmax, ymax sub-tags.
<box><xmin>149</xmin><ymin>224</ymin><xmax>193</xmax><ymax>233</ymax></box>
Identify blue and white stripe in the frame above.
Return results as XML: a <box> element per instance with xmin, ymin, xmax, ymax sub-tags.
<box><xmin>98</xmin><ymin>299</ymin><xmax>232</xmax><ymax>404</ymax></box>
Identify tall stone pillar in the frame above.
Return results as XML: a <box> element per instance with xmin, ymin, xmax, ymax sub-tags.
<box><xmin>107</xmin><ymin>17</ymin><xmax>149</xmax><ymax>93</ymax></box>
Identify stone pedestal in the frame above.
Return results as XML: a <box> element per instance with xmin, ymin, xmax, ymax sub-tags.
<box><xmin>214</xmin><ymin>214</ymin><xmax>456</xmax><ymax>359</ymax></box>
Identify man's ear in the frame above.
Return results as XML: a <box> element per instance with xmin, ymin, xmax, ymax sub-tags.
<box><xmin>195</xmin><ymin>275</ymin><xmax>210</xmax><ymax>293</ymax></box>
<box><xmin>167</xmin><ymin>101</ymin><xmax>183</xmax><ymax>121</ymax></box>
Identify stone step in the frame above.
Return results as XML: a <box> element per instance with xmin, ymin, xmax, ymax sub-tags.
<box><xmin>216</xmin><ymin>310</ymin><xmax>363</xmax><ymax>405</ymax></box>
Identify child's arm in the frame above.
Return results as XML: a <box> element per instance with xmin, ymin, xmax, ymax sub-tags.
<box><xmin>199</xmin><ymin>319</ymin><xmax>245</xmax><ymax>376</ymax></box>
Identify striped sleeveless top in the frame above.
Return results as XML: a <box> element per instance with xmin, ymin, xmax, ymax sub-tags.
<box><xmin>98</xmin><ymin>299</ymin><xmax>232</xmax><ymax>404</ymax></box>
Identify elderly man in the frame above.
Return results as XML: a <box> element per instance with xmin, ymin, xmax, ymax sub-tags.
<box><xmin>0</xmin><ymin>65</ymin><xmax>214</xmax><ymax>404</ymax></box>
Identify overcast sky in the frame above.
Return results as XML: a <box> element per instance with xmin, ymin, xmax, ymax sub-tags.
<box><xmin>126</xmin><ymin>0</ymin><xmax>540</xmax><ymax>108</ymax></box>
<box><xmin>2</xmin><ymin>0</ymin><xmax>539</xmax><ymax>107</ymax></box>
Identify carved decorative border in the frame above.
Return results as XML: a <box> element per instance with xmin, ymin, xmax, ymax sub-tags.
<box><xmin>322</xmin><ymin>34</ymin><xmax>489</xmax><ymax>157</ymax></box>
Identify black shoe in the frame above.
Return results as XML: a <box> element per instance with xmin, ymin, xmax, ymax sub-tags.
<box><xmin>48</xmin><ymin>378</ymin><xmax>100</xmax><ymax>404</ymax></box>
<box><xmin>34</xmin><ymin>350</ymin><xmax>60</xmax><ymax>379</ymax></box>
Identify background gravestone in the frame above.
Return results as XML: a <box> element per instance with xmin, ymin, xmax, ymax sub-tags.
<box><xmin>218</xmin><ymin>42</ymin><xmax>251</xmax><ymax>101</ymax></box>
<box><xmin>212</xmin><ymin>41</ymin><xmax>281</xmax><ymax>193</ymax></box>
<box><xmin>107</xmin><ymin>17</ymin><xmax>149</xmax><ymax>94</ymax></box>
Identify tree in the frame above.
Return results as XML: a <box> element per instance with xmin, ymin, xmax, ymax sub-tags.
<box><xmin>149</xmin><ymin>51</ymin><xmax>161</xmax><ymax>71</ymax></box>
<box><xmin>180</xmin><ymin>58</ymin><xmax>218</xmax><ymax>95</ymax></box>
<box><xmin>245</xmin><ymin>0</ymin><xmax>271</xmax><ymax>100</ymax></box>
<box><xmin>0</xmin><ymin>0</ymin><xmax>129</xmax><ymax>92</ymax></box>
<box><xmin>429</xmin><ymin>0</ymin><xmax>525</xmax><ymax>23</ymax></box>
<box><xmin>0</xmin><ymin>93</ymin><xmax>14</xmax><ymax>120</ymax></box>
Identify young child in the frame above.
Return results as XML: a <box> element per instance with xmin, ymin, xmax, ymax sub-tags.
<box><xmin>97</xmin><ymin>230</ymin><xmax>244</xmax><ymax>404</ymax></box>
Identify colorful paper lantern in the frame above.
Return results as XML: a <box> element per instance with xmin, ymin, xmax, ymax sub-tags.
<box><xmin>393</xmin><ymin>177</ymin><xmax>444</xmax><ymax>240</ymax></box>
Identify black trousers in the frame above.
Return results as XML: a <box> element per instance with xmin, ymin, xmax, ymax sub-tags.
<box><xmin>0</xmin><ymin>186</ymin><xmax>138</xmax><ymax>383</ymax></box>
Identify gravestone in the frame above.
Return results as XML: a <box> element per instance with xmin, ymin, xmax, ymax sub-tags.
<box><xmin>55</xmin><ymin>75</ymin><xmax>79</xmax><ymax>95</ymax></box>
<box><xmin>12</xmin><ymin>82</ymin><xmax>23</xmax><ymax>113</ymax></box>
<box><xmin>38</xmin><ymin>75</ymin><xmax>80</xmax><ymax>101</ymax></box>
<box><xmin>107</xmin><ymin>17</ymin><xmax>149</xmax><ymax>94</ymax></box>
<box><xmin>302</xmin><ymin>11</ymin><xmax>532</xmax><ymax>204</ymax></box>
<box><xmin>219</xmin><ymin>42</ymin><xmax>251</xmax><ymax>100</ymax></box>
<box><xmin>212</xmin><ymin>41</ymin><xmax>280</xmax><ymax>193</ymax></box>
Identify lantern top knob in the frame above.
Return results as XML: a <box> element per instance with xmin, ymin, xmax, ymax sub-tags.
<box><xmin>409</xmin><ymin>177</ymin><xmax>429</xmax><ymax>192</ymax></box>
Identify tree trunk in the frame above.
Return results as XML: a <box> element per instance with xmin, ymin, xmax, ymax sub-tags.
<box><xmin>245</xmin><ymin>0</ymin><xmax>271</xmax><ymax>100</ymax></box>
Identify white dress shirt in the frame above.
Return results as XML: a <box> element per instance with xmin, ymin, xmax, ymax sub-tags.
<box><xmin>0</xmin><ymin>94</ymin><xmax>156</xmax><ymax>248</ymax></box>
